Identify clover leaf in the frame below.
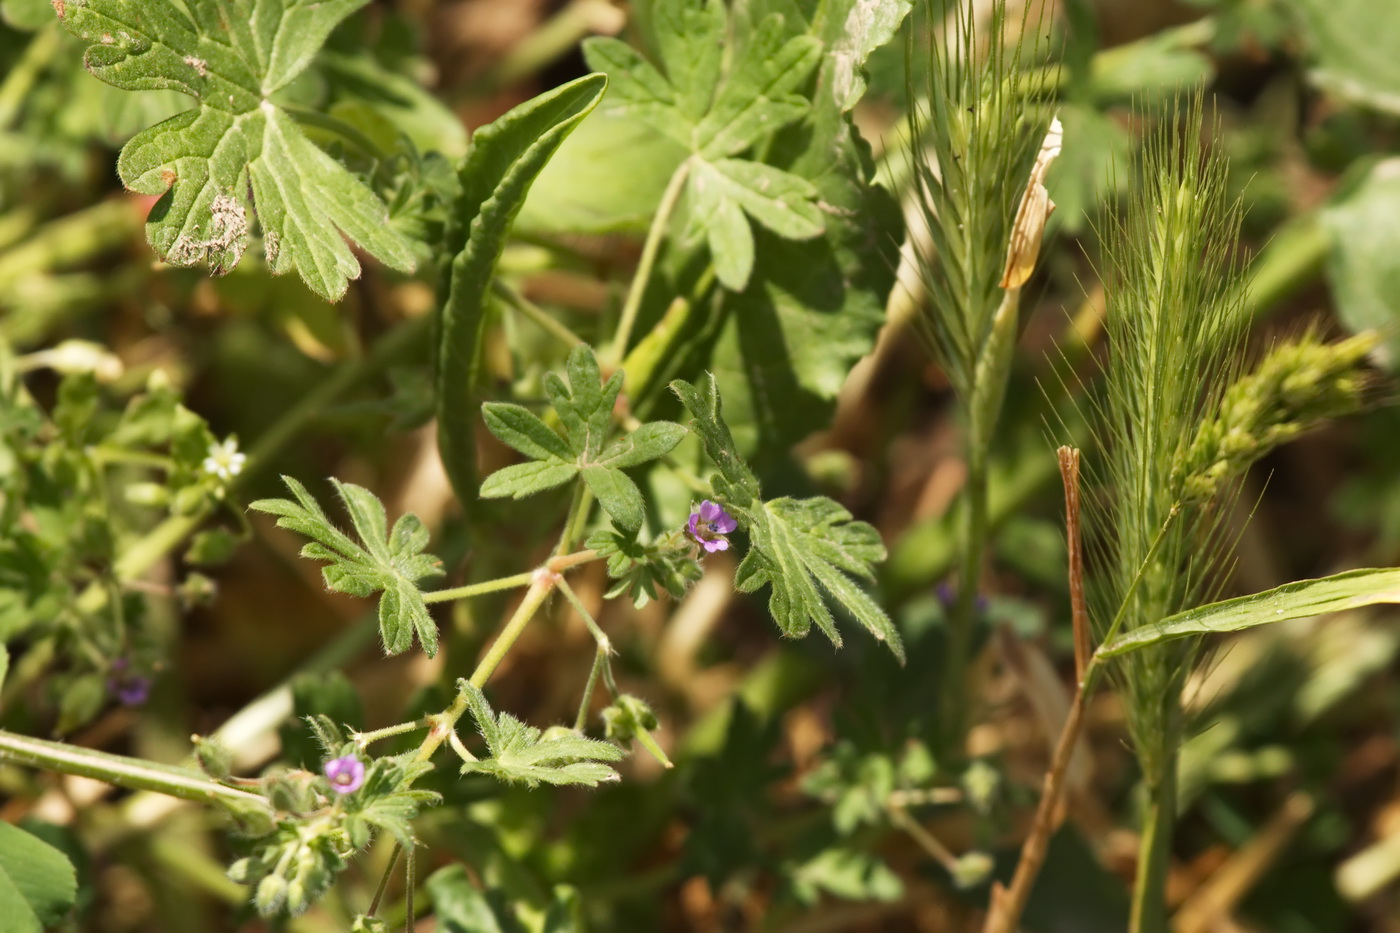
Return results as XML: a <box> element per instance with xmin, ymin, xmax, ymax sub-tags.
<box><xmin>458</xmin><ymin>681</ymin><xmax>623</xmax><ymax>788</ymax></box>
<box><xmin>479</xmin><ymin>345</ymin><xmax>686</xmax><ymax>530</ymax></box>
<box><xmin>250</xmin><ymin>477</ymin><xmax>443</xmax><ymax>657</ymax></box>
<box><xmin>583</xmin><ymin>1</ymin><xmax>825</xmax><ymax>291</ymax></box>
<box><xmin>56</xmin><ymin>0</ymin><xmax>416</xmax><ymax>300</ymax></box>
<box><xmin>672</xmin><ymin>375</ymin><xmax>904</xmax><ymax>661</ymax></box>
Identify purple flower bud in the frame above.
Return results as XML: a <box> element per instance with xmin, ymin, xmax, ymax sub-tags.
<box><xmin>687</xmin><ymin>500</ymin><xmax>738</xmax><ymax>554</ymax></box>
<box><xmin>323</xmin><ymin>755</ymin><xmax>365</xmax><ymax>794</ymax></box>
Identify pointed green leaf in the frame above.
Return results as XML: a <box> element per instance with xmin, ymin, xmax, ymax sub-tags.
<box><xmin>597</xmin><ymin>421</ymin><xmax>687</xmax><ymax>469</ymax></box>
<box><xmin>581</xmin><ymin>465</ymin><xmax>646</xmax><ymax>531</ymax></box>
<box><xmin>478</xmin><ymin>461</ymin><xmax>579</xmax><ymax>500</ymax></box>
<box><xmin>436</xmin><ymin>73</ymin><xmax>607</xmax><ymax>504</ymax></box>
<box><xmin>1099</xmin><ymin>568</ymin><xmax>1400</xmax><ymax>658</ymax></box>
<box><xmin>482</xmin><ymin>403</ymin><xmax>575</xmax><ymax>462</ymax></box>
<box><xmin>58</xmin><ymin>0</ymin><xmax>416</xmax><ymax>299</ymax></box>
<box><xmin>0</xmin><ymin>822</ymin><xmax>77</xmax><ymax>932</ymax></box>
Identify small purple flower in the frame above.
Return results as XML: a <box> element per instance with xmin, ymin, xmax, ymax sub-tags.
<box><xmin>107</xmin><ymin>659</ymin><xmax>151</xmax><ymax>706</ymax></box>
<box><xmin>324</xmin><ymin>755</ymin><xmax>365</xmax><ymax>794</ymax></box>
<box><xmin>115</xmin><ymin>677</ymin><xmax>152</xmax><ymax>706</ymax></box>
<box><xmin>687</xmin><ymin>500</ymin><xmax>738</xmax><ymax>553</ymax></box>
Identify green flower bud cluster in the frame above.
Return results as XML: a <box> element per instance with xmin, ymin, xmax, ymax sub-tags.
<box><xmin>1174</xmin><ymin>331</ymin><xmax>1377</xmax><ymax>505</ymax></box>
<box><xmin>602</xmin><ymin>694</ymin><xmax>673</xmax><ymax>768</ymax></box>
<box><xmin>230</xmin><ymin>821</ymin><xmax>351</xmax><ymax>917</ymax></box>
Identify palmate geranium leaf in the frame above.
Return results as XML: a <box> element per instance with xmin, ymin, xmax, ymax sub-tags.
<box><xmin>478</xmin><ymin>345</ymin><xmax>686</xmax><ymax>530</ymax></box>
<box><xmin>738</xmin><ymin>497</ymin><xmax>903</xmax><ymax>661</ymax></box>
<box><xmin>715</xmin><ymin>0</ymin><xmax>910</xmax><ymax>460</ymax></box>
<box><xmin>671</xmin><ymin>376</ymin><xmax>903</xmax><ymax>661</ymax></box>
<box><xmin>457</xmin><ymin>681</ymin><xmax>623</xmax><ymax>788</ymax></box>
<box><xmin>250</xmin><ymin>477</ymin><xmax>443</xmax><ymax>657</ymax></box>
<box><xmin>55</xmin><ymin>0</ymin><xmax>416</xmax><ymax>300</ymax></box>
<box><xmin>582</xmin><ymin>0</ymin><xmax>826</xmax><ymax>291</ymax></box>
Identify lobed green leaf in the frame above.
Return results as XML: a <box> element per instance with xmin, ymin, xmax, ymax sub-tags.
<box><xmin>58</xmin><ymin>0</ymin><xmax>417</xmax><ymax>299</ymax></box>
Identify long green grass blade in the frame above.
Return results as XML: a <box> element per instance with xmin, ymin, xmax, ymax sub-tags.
<box><xmin>436</xmin><ymin>73</ymin><xmax>607</xmax><ymax>505</ymax></box>
<box><xmin>1098</xmin><ymin>568</ymin><xmax>1400</xmax><ymax>658</ymax></box>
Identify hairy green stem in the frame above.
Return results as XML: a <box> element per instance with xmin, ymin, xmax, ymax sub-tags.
<box><xmin>574</xmin><ymin>646</ymin><xmax>608</xmax><ymax>731</ymax></box>
<box><xmin>0</xmin><ymin>729</ymin><xmax>274</xmax><ymax>815</ymax></box>
<box><xmin>423</xmin><ymin>570</ymin><xmax>536</xmax><ymax>604</ymax></box>
<box><xmin>609</xmin><ymin>158</ymin><xmax>692</xmax><ymax>364</ymax></box>
<box><xmin>466</xmin><ymin>575</ymin><xmax>557</xmax><ymax>691</ymax></box>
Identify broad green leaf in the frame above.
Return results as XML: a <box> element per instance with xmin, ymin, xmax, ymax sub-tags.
<box><xmin>582</xmin><ymin>4</ymin><xmax>826</xmax><ymax>298</ymax></box>
<box><xmin>0</xmin><ymin>643</ymin><xmax>7</xmax><ymax>694</ymax></box>
<box><xmin>0</xmin><ymin>821</ymin><xmax>77</xmax><ymax>933</ymax></box>
<box><xmin>458</xmin><ymin>681</ymin><xmax>623</xmax><ymax>788</ymax></box>
<box><xmin>715</xmin><ymin>1</ymin><xmax>908</xmax><ymax>458</ymax></box>
<box><xmin>250</xmin><ymin>477</ymin><xmax>444</xmax><ymax>656</ymax></box>
<box><xmin>693</xmin><ymin>16</ymin><xmax>822</xmax><ymax>159</ymax></box>
<box><xmin>687</xmin><ymin>156</ymin><xmax>825</xmax><ymax>290</ymax></box>
<box><xmin>436</xmin><ymin>73</ymin><xmax>606</xmax><ymax>504</ymax></box>
<box><xmin>1098</xmin><ymin>568</ymin><xmax>1400</xmax><ymax>658</ymax></box>
<box><xmin>1320</xmin><ymin>158</ymin><xmax>1400</xmax><ymax>368</ymax></box>
<box><xmin>426</xmin><ymin>866</ymin><xmax>526</xmax><ymax>933</ymax></box>
<box><xmin>1284</xmin><ymin>0</ymin><xmax>1400</xmax><ymax>114</ymax></box>
<box><xmin>515</xmin><ymin>110</ymin><xmax>688</xmax><ymax>235</ymax></box>
<box><xmin>480</xmin><ymin>346</ymin><xmax>686</xmax><ymax>530</ymax></box>
<box><xmin>1089</xmin><ymin>31</ymin><xmax>1214</xmax><ymax>101</ymax></box>
<box><xmin>56</xmin><ymin>0</ymin><xmax>417</xmax><ymax>299</ymax></box>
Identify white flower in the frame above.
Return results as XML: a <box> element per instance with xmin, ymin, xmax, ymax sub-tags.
<box><xmin>202</xmin><ymin>437</ymin><xmax>246</xmax><ymax>482</ymax></box>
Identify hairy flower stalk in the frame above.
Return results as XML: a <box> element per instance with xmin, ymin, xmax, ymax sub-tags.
<box><xmin>1088</xmin><ymin>98</ymin><xmax>1250</xmax><ymax>933</ymax></box>
<box><xmin>909</xmin><ymin>0</ymin><xmax>1055</xmax><ymax>750</ymax></box>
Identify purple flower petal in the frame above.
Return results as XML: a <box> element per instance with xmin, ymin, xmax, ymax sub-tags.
<box><xmin>687</xmin><ymin>500</ymin><xmax>738</xmax><ymax>554</ymax></box>
<box><xmin>324</xmin><ymin>755</ymin><xmax>365</xmax><ymax>794</ymax></box>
